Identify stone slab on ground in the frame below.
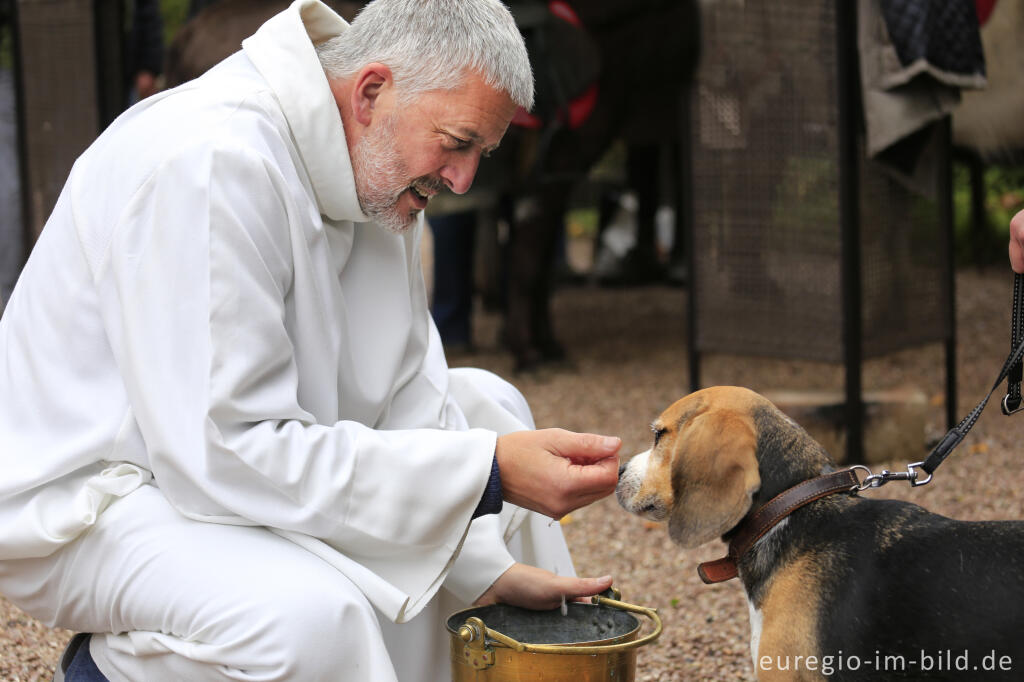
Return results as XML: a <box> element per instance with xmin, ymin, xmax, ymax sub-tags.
<box><xmin>764</xmin><ymin>386</ymin><xmax>929</xmax><ymax>465</ymax></box>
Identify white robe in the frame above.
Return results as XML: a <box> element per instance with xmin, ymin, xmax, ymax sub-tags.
<box><xmin>0</xmin><ymin>3</ymin><xmax>568</xmax><ymax>675</ymax></box>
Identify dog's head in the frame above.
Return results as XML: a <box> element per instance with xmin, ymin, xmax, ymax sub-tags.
<box><xmin>616</xmin><ymin>386</ymin><xmax>832</xmax><ymax>548</ymax></box>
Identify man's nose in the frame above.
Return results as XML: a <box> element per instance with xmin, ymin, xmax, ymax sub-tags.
<box><xmin>441</xmin><ymin>153</ymin><xmax>481</xmax><ymax>195</ymax></box>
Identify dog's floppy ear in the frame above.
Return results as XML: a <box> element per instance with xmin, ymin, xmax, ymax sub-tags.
<box><xmin>667</xmin><ymin>408</ymin><xmax>761</xmax><ymax>548</ymax></box>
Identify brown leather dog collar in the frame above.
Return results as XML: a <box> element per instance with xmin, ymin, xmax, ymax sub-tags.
<box><xmin>697</xmin><ymin>468</ymin><xmax>861</xmax><ymax>584</ymax></box>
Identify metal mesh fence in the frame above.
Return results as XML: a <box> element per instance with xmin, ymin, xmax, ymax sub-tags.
<box><xmin>691</xmin><ymin>0</ymin><xmax>950</xmax><ymax>363</ymax></box>
<box><xmin>16</xmin><ymin>0</ymin><xmax>100</xmax><ymax>240</ymax></box>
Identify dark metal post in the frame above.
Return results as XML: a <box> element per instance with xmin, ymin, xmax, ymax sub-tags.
<box><xmin>836</xmin><ymin>0</ymin><xmax>863</xmax><ymax>464</ymax></box>
<box><xmin>93</xmin><ymin>0</ymin><xmax>125</xmax><ymax>129</ymax></box>
<box><xmin>939</xmin><ymin>117</ymin><xmax>957</xmax><ymax>428</ymax></box>
<box><xmin>11</xmin><ymin>0</ymin><xmax>30</xmax><ymax>262</ymax></box>
<box><xmin>681</xmin><ymin>86</ymin><xmax>700</xmax><ymax>392</ymax></box>
<box><xmin>967</xmin><ymin>152</ymin><xmax>987</xmax><ymax>267</ymax></box>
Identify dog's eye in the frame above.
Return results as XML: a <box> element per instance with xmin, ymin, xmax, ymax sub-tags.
<box><xmin>652</xmin><ymin>427</ymin><xmax>666</xmax><ymax>446</ymax></box>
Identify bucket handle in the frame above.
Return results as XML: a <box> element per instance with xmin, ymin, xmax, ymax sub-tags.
<box><xmin>458</xmin><ymin>595</ymin><xmax>662</xmax><ymax>656</ymax></box>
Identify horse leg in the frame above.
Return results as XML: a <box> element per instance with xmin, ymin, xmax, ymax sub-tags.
<box><xmin>504</xmin><ymin>184</ymin><xmax>570</xmax><ymax>372</ymax></box>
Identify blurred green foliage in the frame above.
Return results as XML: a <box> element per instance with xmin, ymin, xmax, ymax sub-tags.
<box><xmin>160</xmin><ymin>0</ymin><xmax>190</xmax><ymax>46</ymax></box>
<box><xmin>953</xmin><ymin>163</ymin><xmax>1024</xmax><ymax>266</ymax></box>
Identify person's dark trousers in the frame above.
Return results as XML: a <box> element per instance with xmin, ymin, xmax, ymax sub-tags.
<box><xmin>54</xmin><ymin>634</ymin><xmax>109</xmax><ymax>681</ymax></box>
<box><xmin>430</xmin><ymin>210</ymin><xmax>477</xmax><ymax>349</ymax></box>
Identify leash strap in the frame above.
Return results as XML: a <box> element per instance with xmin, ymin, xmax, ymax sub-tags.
<box><xmin>920</xmin><ymin>275</ymin><xmax>1024</xmax><ymax>476</ymax></box>
<box><xmin>1003</xmin><ymin>273</ymin><xmax>1024</xmax><ymax>414</ymax></box>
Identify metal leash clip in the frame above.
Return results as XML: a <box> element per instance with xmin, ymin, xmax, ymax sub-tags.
<box><xmin>849</xmin><ymin>462</ymin><xmax>932</xmax><ymax>492</ymax></box>
<box><xmin>1001</xmin><ymin>394</ymin><xmax>1024</xmax><ymax>416</ymax></box>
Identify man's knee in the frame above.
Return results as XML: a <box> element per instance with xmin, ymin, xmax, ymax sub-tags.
<box><xmin>449</xmin><ymin>367</ymin><xmax>534</xmax><ymax>429</ymax></box>
<box><xmin>229</xmin><ymin>579</ymin><xmax>391</xmax><ymax>681</ymax></box>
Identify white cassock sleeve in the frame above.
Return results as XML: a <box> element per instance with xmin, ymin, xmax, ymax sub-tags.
<box><xmin>440</xmin><ymin>368</ymin><xmax>534</xmax><ymax>603</ymax></box>
<box><xmin>92</xmin><ymin>141</ymin><xmax>497</xmax><ymax>621</ymax></box>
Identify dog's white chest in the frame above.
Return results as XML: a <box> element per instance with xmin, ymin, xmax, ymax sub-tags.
<box><xmin>747</xmin><ymin>600</ymin><xmax>763</xmax><ymax>666</ymax></box>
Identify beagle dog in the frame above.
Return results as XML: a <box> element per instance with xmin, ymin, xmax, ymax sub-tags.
<box><xmin>617</xmin><ymin>386</ymin><xmax>1024</xmax><ymax>681</ymax></box>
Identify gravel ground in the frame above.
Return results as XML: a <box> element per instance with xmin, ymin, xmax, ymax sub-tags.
<box><xmin>4</xmin><ymin>267</ymin><xmax>1023</xmax><ymax>680</ymax></box>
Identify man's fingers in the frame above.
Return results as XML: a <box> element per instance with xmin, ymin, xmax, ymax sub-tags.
<box><xmin>563</xmin><ymin>575</ymin><xmax>614</xmax><ymax>601</ymax></box>
<box><xmin>541</xmin><ymin>456</ymin><xmax>618</xmax><ymax>517</ymax></box>
<box><xmin>569</xmin><ymin>456</ymin><xmax>619</xmax><ymax>496</ymax></box>
<box><xmin>1011</xmin><ymin>242</ymin><xmax>1024</xmax><ymax>274</ymax></box>
<box><xmin>479</xmin><ymin>564</ymin><xmax>617</xmax><ymax>611</ymax></box>
<box><xmin>552</xmin><ymin>430</ymin><xmax>621</xmax><ymax>462</ymax></box>
<box><xmin>1009</xmin><ymin>210</ymin><xmax>1024</xmax><ymax>273</ymax></box>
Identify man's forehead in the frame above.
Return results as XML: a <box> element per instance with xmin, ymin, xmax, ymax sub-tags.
<box><xmin>438</xmin><ymin>72</ymin><xmax>517</xmax><ymax>133</ymax></box>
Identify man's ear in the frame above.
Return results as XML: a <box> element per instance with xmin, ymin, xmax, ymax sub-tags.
<box><xmin>350</xmin><ymin>62</ymin><xmax>394</xmax><ymax>126</ymax></box>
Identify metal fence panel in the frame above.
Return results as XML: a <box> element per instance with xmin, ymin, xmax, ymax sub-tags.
<box><xmin>16</xmin><ymin>0</ymin><xmax>99</xmax><ymax>240</ymax></box>
<box><xmin>691</xmin><ymin>0</ymin><xmax>949</xmax><ymax>363</ymax></box>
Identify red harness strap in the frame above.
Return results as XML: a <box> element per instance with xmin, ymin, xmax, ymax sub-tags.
<box><xmin>511</xmin><ymin>0</ymin><xmax>599</xmax><ymax>132</ymax></box>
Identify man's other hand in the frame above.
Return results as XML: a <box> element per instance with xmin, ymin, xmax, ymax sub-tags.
<box><xmin>1009</xmin><ymin>209</ymin><xmax>1024</xmax><ymax>273</ymax></box>
<box><xmin>474</xmin><ymin>563</ymin><xmax>614</xmax><ymax>610</ymax></box>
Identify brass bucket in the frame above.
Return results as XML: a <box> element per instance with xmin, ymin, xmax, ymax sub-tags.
<box><xmin>446</xmin><ymin>592</ymin><xmax>661</xmax><ymax>681</ymax></box>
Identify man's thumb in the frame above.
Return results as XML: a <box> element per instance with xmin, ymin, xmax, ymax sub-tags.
<box><xmin>563</xmin><ymin>433</ymin><xmax>621</xmax><ymax>462</ymax></box>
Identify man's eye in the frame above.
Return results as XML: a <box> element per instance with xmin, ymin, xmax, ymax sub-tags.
<box><xmin>448</xmin><ymin>136</ymin><xmax>471</xmax><ymax>150</ymax></box>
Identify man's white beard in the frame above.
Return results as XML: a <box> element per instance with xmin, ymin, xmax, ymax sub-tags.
<box><xmin>351</xmin><ymin>115</ymin><xmax>418</xmax><ymax>234</ymax></box>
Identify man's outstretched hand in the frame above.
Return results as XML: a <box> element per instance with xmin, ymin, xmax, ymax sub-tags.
<box><xmin>495</xmin><ymin>428</ymin><xmax>621</xmax><ymax>519</ymax></box>
<box><xmin>474</xmin><ymin>563</ymin><xmax>614</xmax><ymax>610</ymax></box>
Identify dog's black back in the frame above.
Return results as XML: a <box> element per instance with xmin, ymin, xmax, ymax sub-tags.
<box><xmin>742</xmin><ymin>402</ymin><xmax>1024</xmax><ymax>680</ymax></box>
<box><xmin>747</xmin><ymin>494</ymin><xmax>1024</xmax><ymax>680</ymax></box>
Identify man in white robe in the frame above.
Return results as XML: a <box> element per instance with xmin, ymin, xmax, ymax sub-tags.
<box><xmin>0</xmin><ymin>1</ymin><xmax>622</xmax><ymax>680</ymax></box>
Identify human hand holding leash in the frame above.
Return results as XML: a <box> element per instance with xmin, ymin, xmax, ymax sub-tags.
<box><xmin>473</xmin><ymin>563</ymin><xmax>613</xmax><ymax>610</ymax></box>
<box><xmin>1008</xmin><ymin>208</ymin><xmax>1024</xmax><ymax>273</ymax></box>
<box><xmin>496</xmin><ymin>428</ymin><xmax>621</xmax><ymax>519</ymax></box>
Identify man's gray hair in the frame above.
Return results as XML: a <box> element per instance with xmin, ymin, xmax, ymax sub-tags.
<box><xmin>315</xmin><ymin>0</ymin><xmax>534</xmax><ymax>109</ymax></box>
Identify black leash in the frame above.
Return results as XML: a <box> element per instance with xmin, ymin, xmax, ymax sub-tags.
<box><xmin>854</xmin><ymin>273</ymin><xmax>1024</xmax><ymax>490</ymax></box>
<box><xmin>1003</xmin><ymin>273</ymin><xmax>1024</xmax><ymax>415</ymax></box>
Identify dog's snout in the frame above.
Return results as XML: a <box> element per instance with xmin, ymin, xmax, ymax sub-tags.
<box><xmin>617</xmin><ymin>462</ymin><xmax>626</xmax><ymax>479</ymax></box>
